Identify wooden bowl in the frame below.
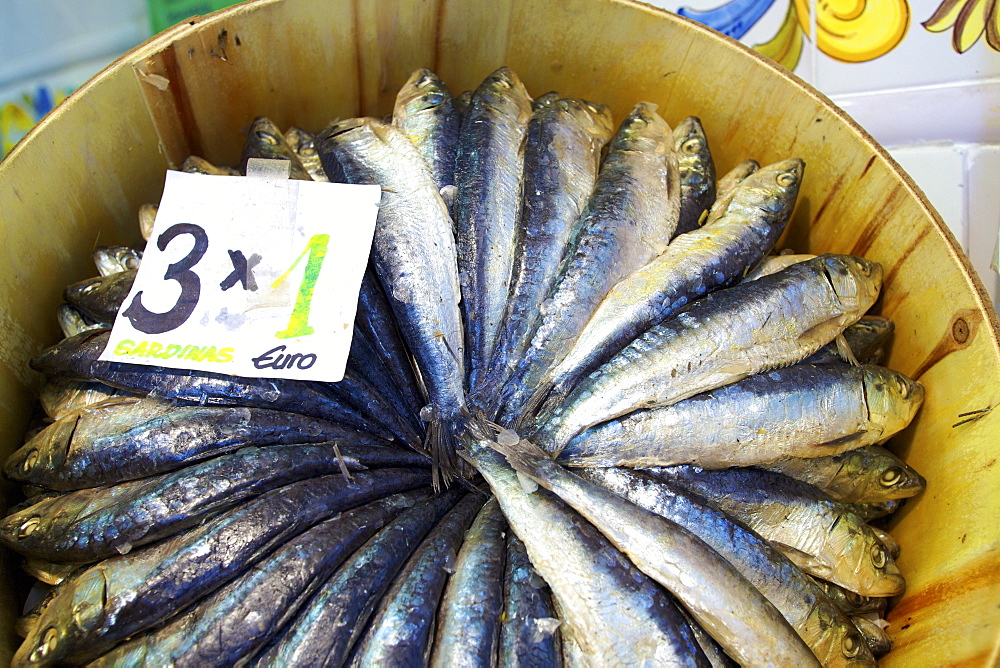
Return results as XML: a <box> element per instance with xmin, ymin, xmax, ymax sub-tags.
<box><xmin>1</xmin><ymin>0</ymin><xmax>997</xmax><ymax>663</ymax></box>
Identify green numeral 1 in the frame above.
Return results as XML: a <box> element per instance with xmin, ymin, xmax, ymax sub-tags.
<box><xmin>273</xmin><ymin>234</ymin><xmax>330</xmax><ymax>339</ymax></box>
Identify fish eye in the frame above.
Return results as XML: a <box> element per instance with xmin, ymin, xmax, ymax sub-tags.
<box><xmin>880</xmin><ymin>467</ymin><xmax>902</xmax><ymax>486</ymax></box>
<box><xmin>255</xmin><ymin>131</ymin><xmax>280</xmax><ymax>144</ymax></box>
<box><xmin>23</xmin><ymin>450</ymin><xmax>38</xmax><ymax>471</ymax></box>
<box><xmin>871</xmin><ymin>544</ymin><xmax>888</xmax><ymax>568</ymax></box>
<box><xmin>299</xmin><ymin>146</ymin><xmax>316</xmax><ymax>156</ymax></box>
<box><xmin>19</xmin><ymin>517</ymin><xmax>40</xmax><ymax>538</ymax></box>
<box><xmin>30</xmin><ymin>627</ymin><xmax>58</xmax><ymax>660</ymax></box>
<box><xmin>845</xmin><ymin>590</ymin><xmax>865</xmax><ymax>606</ymax></box>
<box><xmin>842</xmin><ymin>632</ymin><xmax>863</xmax><ymax>658</ymax></box>
<box><xmin>895</xmin><ymin>378</ymin><xmax>910</xmax><ymax>398</ymax></box>
<box><xmin>776</xmin><ymin>171</ymin><xmax>798</xmax><ymax>187</ymax></box>
<box><xmin>682</xmin><ymin>138</ymin><xmax>702</xmax><ymax>154</ymax></box>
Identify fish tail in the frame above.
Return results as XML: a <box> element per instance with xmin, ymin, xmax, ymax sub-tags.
<box><xmin>487</xmin><ymin>432</ymin><xmax>552</xmax><ymax>482</ymax></box>
<box><xmin>516</xmin><ymin>378</ymin><xmax>561</xmax><ymax>432</ymax></box>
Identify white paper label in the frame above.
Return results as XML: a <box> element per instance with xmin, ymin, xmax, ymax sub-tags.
<box><xmin>100</xmin><ymin>162</ymin><xmax>381</xmax><ymax>382</ymax></box>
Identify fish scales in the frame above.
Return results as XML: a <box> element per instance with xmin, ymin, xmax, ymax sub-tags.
<box><xmin>349</xmin><ymin>492</ymin><xmax>486</xmax><ymax>667</ymax></box>
<box><xmin>29</xmin><ymin>330</ymin><xmax>390</xmax><ymax>439</ymax></box>
<box><xmin>318</xmin><ymin>117</ymin><xmax>466</xmax><ymax>476</ymax></box>
<box><xmin>651</xmin><ymin>465</ymin><xmax>905</xmax><ymax>597</ymax></box>
<box><xmin>490</xmin><ymin>440</ymin><xmax>819</xmax><ymax>666</ymax></box>
<box><xmin>0</xmin><ymin>444</ymin><xmax>430</xmax><ymax>563</ymax></box>
<box><xmin>393</xmin><ymin>68</ymin><xmax>460</xmax><ymax>190</ymax></box>
<box><xmin>87</xmin><ymin>491</ymin><xmax>429</xmax><ymax>668</ymax></box>
<box><xmin>467</xmin><ymin>444</ymin><xmax>711</xmax><ymax>667</ymax></box>
<box><xmin>559</xmin><ymin>363</ymin><xmax>922</xmax><ymax>470</ymax></box>
<box><xmin>541</xmin><ymin>159</ymin><xmax>803</xmax><ymax>402</ymax></box>
<box><xmin>453</xmin><ymin>67</ymin><xmax>533</xmax><ymax>389</ymax></box>
<box><xmin>11</xmin><ymin>471</ymin><xmax>432</xmax><ymax>666</ymax></box>
<box><xmin>499</xmin><ymin>533</ymin><xmax>563</xmax><ymax>668</ymax></box>
<box><xmin>474</xmin><ymin>96</ymin><xmax>613</xmax><ymax>406</ymax></box>
<box><xmin>533</xmin><ymin>253</ymin><xmax>883</xmax><ymax>451</ymax></box>
<box><xmin>494</xmin><ymin>101</ymin><xmax>680</xmax><ymax>424</ymax></box>
<box><xmin>253</xmin><ymin>489</ymin><xmax>466</xmax><ymax>666</ymax></box>
<box><xmin>6</xmin><ymin>398</ymin><xmax>387</xmax><ymax>490</ymax></box>
<box><xmin>430</xmin><ymin>497</ymin><xmax>508</xmax><ymax>667</ymax></box>
<box><xmin>582</xmin><ymin>467</ymin><xmax>874</xmax><ymax>667</ymax></box>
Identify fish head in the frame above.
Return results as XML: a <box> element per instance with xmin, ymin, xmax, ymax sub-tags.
<box><xmin>63</xmin><ymin>275</ymin><xmax>107</xmax><ymax>310</ymax></box>
<box><xmin>804</xmin><ymin>605</ymin><xmax>875</xmax><ymax>668</ymax></box>
<box><xmin>14</xmin><ymin>567</ymin><xmax>108</xmax><ymax>666</ymax></box>
<box><xmin>56</xmin><ymin>305</ymin><xmax>93</xmax><ymax>338</ymax></box>
<box><xmin>863</xmin><ymin>367</ymin><xmax>924</xmax><ymax>443</ymax></box>
<box><xmin>835</xmin><ymin>522</ymin><xmax>906</xmax><ymax>597</ymax></box>
<box><xmin>29</xmin><ymin>329</ymin><xmax>109</xmax><ymax>376</ymax></box>
<box><xmin>673</xmin><ymin>116</ymin><xmax>709</xmax><ymax>159</ymax></box>
<box><xmin>819</xmin><ymin>254</ymin><xmax>883</xmax><ymax>316</ymax></box>
<box><xmin>93</xmin><ymin>246</ymin><xmax>141</xmax><ymax>275</ymax></box>
<box><xmin>735</xmin><ymin>158</ymin><xmax>805</xmax><ymax>219</ymax></box>
<box><xmin>4</xmin><ymin>418</ymin><xmax>75</xmax><ymax>484</ymax></box>
<box><xmin>397</xmin><ymin>68</ymin><xmax>451</xmax><ymax>115</ymax></box>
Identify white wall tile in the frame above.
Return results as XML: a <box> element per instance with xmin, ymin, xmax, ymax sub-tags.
<box><xmin>964</xmin><ymin>145</ymin><xmax>1000</xmax><ymax>311</ymax></box>
<box><xmin>889</xmin><ymin>144</ymin><xmax>968</xmax><ymax>245</ymax></box>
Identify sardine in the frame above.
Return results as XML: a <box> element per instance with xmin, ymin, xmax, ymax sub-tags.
<box><xmin>29</xmin><ymin>330</ymin><xmax>389</xmax><ymax>439</ymax></box>
<box><xmin>672</xmin><ymin>116</ymin><xmax>716</xmax><ymax>236</ymax></box>
<box><xmin>466</xmin><ymin>443</ymin><xmax>711</xmax><ymax>666</ymax></box>
<box><xmin>0</xmin><ymin>444</ymin><xmax>429</xmax><ymax>563</ymax></box>
<box><xmin>6</xmin><ymin>397</ymin><xmax>389</xmax><ymax>490</ymax></box>
<box><xmin>496</xmin><ymin>101</ymin><xmax>680</xmax><ymax>423</ymax></box>
<box><xmin>533</xmin><ymin>253</ymin><xmax>883</xmax><ymax>452</ymax></box>
<box><xmin>318</xmin><ymin>117</ymin><xmax>467</xmax><ymax>479</ymax></box>
<box><xmin>253</xmin><ymin>488</ymin><xmax>466</xmax><ymax>666</ymax></box>
<box><xmin>805</xmin><ymin>315</ymin><xmax>895</xmax><ymax>366</ymax></box>
<box><xmin>87</xmin><ymin>491</ymin><xmax>430</xmax><ymax>668</ymax></box>
<box><xmin>809</xmin><ymin>578</ymin><xmax>889</xmax><ymax>616</ymax></box>
<box><xmin>581</xmin><ymin>467</ymin><xmax>874</xmax><ymax>666</ymax></box>
<box><xmin>741</xmin><ymin>253</ymin><xmax>815</xmax><ymax>282</ymax></box>
<box><xmin>430</xmin><ymin>497</ymin><xmax>508</xmax><ymax>667</ymax></box>
<box><xmin>538</xmin><ymin>159</ymin><xmax>803</xmax><ymax>403</ymax></box>
<box><xmin>490</xmin><ymin>440</ymin><xmax>819</xmax><ymax>666</ymax></box>
<box><xmin>93</xmin><ymin>247</ymin><xmax>141</xmax><ymax>277</ymax></box>
<box><xmin>474</xmin><ymin>96</ymin><xmax>613</xmax><ymax>405</ymax></box>
<box><xmin>63</xmin><ymin>271</ymin><xmax>136</xmax><ymax>324</ymax></box>
<box><xmin>651</xmin><ymin>465</ymin><xmax>906</xmax><ymax>597</ymax></box>
<box><xmin>239</xmin><ymin>116</ymin><xmax>311</xmax><ymax>180</ymax></box>
<box><xmin>852</xmin><ymin>616</ymin><xmax>893</xmax><ymax>657</ymax></box>
<box><xmin>180</xmin><ymin>156</ymin><xmax>240</xmax><ymax>176</ymax></box>
<box><xmin>284</xmin><ymin>127</ymin><xmax>330</xmax><ymax>181</ymax></box>
<box><xmin>393</xmin><ymin>68</ymin><xmax>460</xmax><ymax>190</ymax></box>
<box><xmin>454</xmin><ymin>67</ymin><xmax>533</xmax><ymax>389</ymax></box>
<box><xmin>760</xmin><ymin>445</ymin><xmax>926</xmax><ymax>503</ymax></box>
<box><xmin>11</xmin><ymin>472</ymin><xmax>432</xmax><ymax>666</ymax></box>
<box><xmin>498</xmin><ymin>533</ymin><xmax>563</xmax><ymax>668</ymax></box>
<box><xmin>350</xmin><ymin>492</ymin><xmax>486</xmax><ymax>666</ymax></box>
<box><xmin>558</xmin><ymin>363</ymin><xmax>923</xmax><ymax>470</ymax></box>
<box><xmin>138</xmin><ymin>204</ymin><xmax>157</xmax><ymax>241</ymax></box>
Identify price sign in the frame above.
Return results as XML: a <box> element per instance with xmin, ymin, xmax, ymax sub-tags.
<box><xmin>100</xmin><ymin>160</ymin><xmax>381</xmax><ymax>382</ymax></box>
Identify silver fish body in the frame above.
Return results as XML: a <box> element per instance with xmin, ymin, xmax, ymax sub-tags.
<box><xmin>467</xmin><ymin>444</ymin><xmax>711</xmax><ymax>667</ymax></box>
<box><xmin>496</xmin><ymin>101</ymin><xmax>680</xmax><ymax>423</ymax></box>
<box><xmin>11</xmin><ymin>471</ymin><xmax>431</xmax><ymax>666</ymax></box>
<box><xmin>559</xmin><ymin>363</ymin><xmax>922</xmax><ymax>470</ymax></box>
<box><xmin>491</xmin><ymin>441</ymin><xmax>818</xmax><ymax>666</ymax></box>
<box><xmin>499</xmin><ymin>533</ymin><xmax>563</xmax><ymax>668</ymax></box>
<box><xmin>706</xmin><ymin>159</ymin><xmax>759</xmax><ymax>225</ymax></box>
<box><xmin>534</xmin><ymin>253</ymin><xmax>883</xmax><ymax>451</ymax></box>
<box><xmin>474</xmin><ymin>96</ymin><xmax>613</xmax><ymax>406</ymax></box>
<box><xmin>651</xmin><ymin>465</ymin><xmax>906</xmax><ymax>597</ymax></box>
<box><xmin>454</xmin><ymin>67</ymin><xmax>533</xmax><ymax>389</ymax></box>
<box><xmin>349</xmin><ymin>493</ymin><xmax>486</xmax><ymax>667</ymax></box>
<box><xmin>541</xmin><ymin>158</ymin><xmax>804</xmax><ymax>401</ymax></box>
<box><xmin>581</xmin><ymin>467</ymin><xmax>874</xmax><ymax>667</ymax></box>
<box><xmin>430</xmin><ymin>497</ymin><xmax>508</xmax><ymax>667</ymax></box>
<box><xmin>318</xmin><ymin>117</ymin><xmax>467</xmax><ymax>476</ymax></box>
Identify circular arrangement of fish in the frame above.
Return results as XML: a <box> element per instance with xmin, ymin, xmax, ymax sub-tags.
<box><xmin>1</xmin><ymin>66</ymin><xmax>925</xmax><ymax>666</ymax></box>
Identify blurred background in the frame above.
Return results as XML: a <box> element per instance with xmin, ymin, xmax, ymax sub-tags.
<box><xmin>1</xmin><ymin>0</ymin><xmax>997</xmax><ymax>309</ymax></box>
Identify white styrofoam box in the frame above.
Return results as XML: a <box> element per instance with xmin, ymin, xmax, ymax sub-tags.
<box><xmin>0</xmin><ymin>0</ymin><xmax>148</xmax><ymax>88</ymax></box>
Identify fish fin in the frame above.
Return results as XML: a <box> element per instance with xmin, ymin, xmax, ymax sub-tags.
<box><xmin>487</xmin><ymin>434</ymin><xmax>552</xmax><ymax>483</ymax></box>
<box><xmin>516</xmin><ymin>379</ymin><xmax>559</xmax><ymax>431</ymax></box>
<box><xmin>835</xmin><ymin>334</ymin><xmax>861</xmax><ymax>366</ymax></box>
